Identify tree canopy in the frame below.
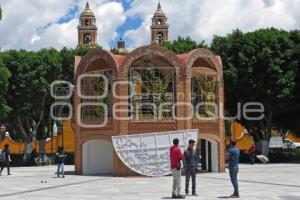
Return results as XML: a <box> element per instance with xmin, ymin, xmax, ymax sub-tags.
<box><xmin>211</xmin><ymin>28</ymin><xmax>299</xmax><ymax>153</ymax></box>
<box><xmin>0</xmin><ymin>58</ymin><xmax>11</xmax><ymax>120</ymax></box>
<box><xmin>0</xmin><ymin>45</ymin><xmax>95</xmax><ymax>142</ymax></box>
<box><xmin>0</xmin><ymin>6</ymin><xmax>2</xmax><ymax>21</ymax></box>
<box><xmin>162</xmin><ymin>36</ymin><xmax>208</xmax><ymax>53</ymax></box>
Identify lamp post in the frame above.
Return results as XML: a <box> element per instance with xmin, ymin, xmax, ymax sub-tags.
<box><xmin>52</xmin><ymin>121</ymin><xmax>58</xmax><ymax>154</ymax></box>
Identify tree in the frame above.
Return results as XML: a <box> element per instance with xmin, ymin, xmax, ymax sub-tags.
<box><xmin>0</xmin><ymin>49</ymin><xmax>62</xmax><ymax>151</ymax></box>
<box><xmin>0</xmin><ymin>6</ymin><xmax>2</xmax><ymax>21</ymax></box>
<box><xmin>162</xmin><ymin>36</ymin><xmax>208</xmax><ymax>53</ymax></box>
<box><xmin>0</xmin><ymin>58</ymin><xmax>11</xmax><ymax>120</ymax></box>
<box><xmin>284</xmin><ymin>30</ymin><xmax>300</xmax><ymax>136</ymax></box>
<box><xmin>211</xmin><ymin>28</ymin><xmax>299</xmax><ymax>155</ymax></box>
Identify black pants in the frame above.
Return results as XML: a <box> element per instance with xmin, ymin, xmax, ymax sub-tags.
<box><xmin>185</xmin><ymin>168</ymin><xmax>196</xmax><ymax>194</ymax></box>
<box><xmin>0</xmin><ymin>161</ymin><xmax>10</xmax><ymax>175</ymax></box>
<box><xmin>250</xmin><ymin>153</ymin><xmax>255</xmax><ymax>164</ymax></box>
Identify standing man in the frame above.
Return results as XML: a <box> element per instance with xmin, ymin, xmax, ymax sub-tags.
<box><xmin>183</xmin><ymin>139</ymin><xmax>198</xmax><ymax>196</ymax></box>
<box><xmin>170</xmin><ymin>138</ymin><xmax>185</xmax><ymax>199</ymax></box>
<box><xmin>0</xmin><ymin>144</ymin><xmax>12</xmax><ymax>176</ymax></box>
<box><xmin>56</xmin><ymin>146</ymin><xmax>66</xmax><ymax>178</ymax></box>
<box><xmin>228</xmin><ymin>140</ymin><xmax>240</xmax><ymax>198</ymax></box>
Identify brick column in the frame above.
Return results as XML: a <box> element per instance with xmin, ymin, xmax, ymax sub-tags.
<box><xmin>217</xmin><ymin>55</ymin><xmax>225</xmax><ymax>172</ymax></box>
<box><xmin>74</xmin><ymin>56</ymin><xmax>82</xmax><ymax>174</ymax></box>
<box><xmin>113</xmin><ymin>77</ymin><xmax>130</xmax><ymax>176</ymax></box>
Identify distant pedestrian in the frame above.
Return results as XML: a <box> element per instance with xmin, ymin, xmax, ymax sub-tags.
<box><xmin>183</xmin><ymin>139</ymin><xmax>198</xmax><ymax>196</ymax></box>
<box><xmin>0</xmin><ymin>150</ymin><xmax>4</xmax><ymax>173</ymax></box>
<box><xmin>228</xmin><ymin>140</ymin><xmax>240</xmax><ymax>198</ymax></box>
<box><xmin>248</xmin><ymin>143</ymin><xmax>256</xmax><ymax>165</ymax></box>
<box><xmin>170</xmin><ymin>138</ymin><xmax>185</xmax><ymax>199</ymax></box>
<box><xmin>31</xmin><ymin>148</ymin><xmax>38</xmax><ymax>166</ymax></box>
<box><xmin>0</xmin><ymin>144</ymin><xmax>12</xmax><ymax>176</ymax></box>
<box><xmin>56</xmin><ymin>146</ymin><xmax>66</xmax><ymax>178</ymax></box>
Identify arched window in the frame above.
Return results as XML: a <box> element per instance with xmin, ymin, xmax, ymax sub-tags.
<box><xmin>191</xmin><ymin>70</ymin><xmax>218</xmax><ymax>121</ymax></box>
<box><xmin>157</xmin><ymin>32</ymin><xmax>163</xmax><ymax>44</ymax></box>
<box><xmin>129</xmin><ymin>63</ymin><xmax>174</xmax><ymax>121</ymax></box>
<box><xmin>84</xmin><ymin>34</ymin><xmax>91</xmax><ymax>44</ymax></box>
<box><xmin>80</xmin><ymin>70</ymin><xmax>112</xmax><ymax>125</ymax></box>
<box><xmin>85</xmin><ymin>19</ymin><xmax>89</xmax><ymax>26</ymax></box>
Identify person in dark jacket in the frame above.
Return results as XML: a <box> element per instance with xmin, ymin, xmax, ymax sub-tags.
<box><xmin>31</xmin><ymin>148</ymin><xmax>38</xmax><ymax>166</ymax></box>
<box><xmin>228</xmin><ymin>140</ymin><xmax>240</xmax><ymax>198</ymax></box>
<box><xmin>170</xmin><ymin>138</ymin><xmax>185</xmax><ymax>199</ymax></box>
<box><xmin>183</xmin><ymin>139</ymin><xmax>198</xmax><ymax>196</ymax></box>
<box><xmin>56</xmin><ymin>146</ymin><xmax>66</xmax><ymax>178</ymax></box>
<box><xmin>0</xmin><ymin>144</ymin><xmax>11</xmax><ymax>176</ymax></box>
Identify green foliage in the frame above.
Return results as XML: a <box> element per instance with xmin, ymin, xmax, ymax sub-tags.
<box><xmin>0</xmin><ymin>48</ymin><xmax>63</xmax><ymax>141</ymax></box>
<box><xmin>162</xmin><ymin>36</ymin><xmax>208</xmax><ymax>53</ymax></box>
<box><xmin>75</xmin><ymin>44</ymin><xmax>102</xmax><ymax>56</ymax></box>
<box><xmin>0</xmin><ymin>58</ymin><xmax>11</xmax><ymax>119</ymax></box>
<box><xmin>211</xmin><ymin>28</ymin><xmax>299</xmax><ymax>144</ymax></box>
<box><xmin>110</xmin><ymin>48</ymin><xmax>128</xmax><ymax>55</ymax></box>
<box><xmin>0</xmin><ymin>6</ymin><xmax>2</xmax><ymax>21</ymax></box>
<box><xmin>288</xmin><ymin>30</ymin><xmax>300</xmax><ymax>136</ymax></box>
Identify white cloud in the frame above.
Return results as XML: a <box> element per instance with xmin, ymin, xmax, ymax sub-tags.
<box><xmin>30</xmin><ymin>34</ymin><xmax>41</xmax><ymax>44</ymax></box>
<box><xmin>0</xmin><ymin>0</ymin><xmax>126</xmax><ymax>50</ymax></box>
<box><xmin>0</xmin><ymin>0</ymin><xmax>75</xmax><ymax>50</ymax></box>
<box><xmin>94</xmin><ymin>1</ymin><xmax>126</xmax><ymax>49</ymax></box>
<box><xmin>124</xmin><ymin>0</ymin><xmax>300</xmax><ymax>49</ymax></box>
<box><xmin>0</xmin><ymin>0</ymin><xmax>299</xmax><ymax>50</ymax></box>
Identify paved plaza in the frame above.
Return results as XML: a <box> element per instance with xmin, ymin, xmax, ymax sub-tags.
<box><xmin>0</xmin><ymin>163</ymin><xmax>299</xmax><ymax>200</ymax></box>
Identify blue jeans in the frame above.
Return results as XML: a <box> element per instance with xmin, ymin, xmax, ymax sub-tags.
<box><xmin>57</xmin><ymin>163</ymin><xmax>64</xmax><ymax>176</ymax></box>
<box><xmin>185</xmin><ymin>168</ymin><xmax>196</xmax><ymax>194</ymax></box>
<box><xmin>229</xmin><ymin>167</ymin><xmax>239</xmax><ymax>195</ymax></box>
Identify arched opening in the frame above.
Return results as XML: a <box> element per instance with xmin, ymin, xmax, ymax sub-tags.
<box><xmin>191</xmin><ymin>58</ymin><xmax>218</xmax><ymax>122</ymax></box>
<box><xmin>128</xmin><ymin>55</ymin><xmax>175</xmax><ymax>121</ymax></box>
<box><xmin>82</xmin><ymin>140</ymin><xmax>113</xmax><ymax>175</ymax></box>
<box><xmin>83</xmin><ymin>34</ymin><xmax>91</xmax><ymax>44</ymax></box>
<box><xmin>79</xmin><ymin>58</ymin><xmax>114</xmax><ymax>126</ymax></box>
<box><xmin>157</xmin><ymin>32</ymin><xmax>163</xmax><ymax>44</ymax></box>
<box><xmin>197</xmin><ymin>138</ymin><xmax>219</xmax><ymax>172</ymax></box>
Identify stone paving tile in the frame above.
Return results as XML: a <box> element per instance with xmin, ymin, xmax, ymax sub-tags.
<box><xmin>0</xmin><ymin>164</ymin><xmax>299</xmax><ymax>199</ymax></box>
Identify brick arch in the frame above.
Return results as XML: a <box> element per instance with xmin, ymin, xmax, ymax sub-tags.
<box><xmin>185</xmin><ymin>48</ymin><xmax>221</xmax><ymax>77</ymax></box>
<box><xmin>74</xmin><ymin>49</ymin><xmax>119</xmax><ymax>84</ymax></box>
<box><xmin>199</xmin><ymin>133</ymin><xmax>223</xmax><ymax>144</ymax></box>
<box><xmin>80</xmin><ymin>135</ymin><xmax>112</xmax><ymax>147</ymax></box>
<box><xmin>119</xmin><ymin>45</ymin><xmax>184</xmax><ymax>80</ymax></box>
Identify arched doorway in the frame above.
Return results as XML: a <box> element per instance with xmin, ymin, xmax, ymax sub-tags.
<box><xmin>198</xmin><ymin>138</ymin><xmax>219</xmax><ymax>172</ymax></box>
<box><xmin>82</xmin><ymin>140</ymin><xmax>113</xmax><ymax>175</ymax></box>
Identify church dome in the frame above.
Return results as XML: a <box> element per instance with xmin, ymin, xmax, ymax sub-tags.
<box><xmin>153</xmin><ymin>2</ymin><xmax>166</xmax><ymax>17</ymax></box>
<box><xmin>80</xmin><ymin>2</ymin><xmax>95</xmax><ymax>17</ymax></box>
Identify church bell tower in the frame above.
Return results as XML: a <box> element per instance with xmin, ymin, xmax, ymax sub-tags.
<box><xmin>78</xmin><ymin>2</ymin><xmax>98</xmax><ymax>46</ymax></box>
<box><xmin>150</xmin><ymin>1</ymin><xmax>169</xmax><ymax>45</ymax></box>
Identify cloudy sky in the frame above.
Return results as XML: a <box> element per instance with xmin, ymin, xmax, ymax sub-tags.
<box><xmin>0</xmin><ymin>0</ymin><xmax>299</xmax><ymax>51</ymax></box>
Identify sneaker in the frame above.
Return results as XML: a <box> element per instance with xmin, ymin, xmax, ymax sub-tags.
<box><xmin>192</xmin><ymin>192</ymin><xmax>198</xmax><ymax>196</ymax></box>
<box><xmin>176</xmin><ymin>195</ymin><xmax>185</xmax><ymax>199</ymax></box>
<box><xmin>229</xmin><ymin>194</ymin><xmax>239</xmax><ymax>198</ymax></box>
<box><xmin>62</xmin><ymin>175</ymin><xmax>65</xmax><ymax>178</ymax></box>
<box><xmin>8</xmin><ymin>173</ymin><xmax>12</xmax><ymax>175</ymax></box>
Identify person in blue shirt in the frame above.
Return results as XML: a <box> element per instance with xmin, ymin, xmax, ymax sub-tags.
<box><xmin>228</xmin><ymin>140</ymin><xmax>240</xmax><ymax>198</ymax></box>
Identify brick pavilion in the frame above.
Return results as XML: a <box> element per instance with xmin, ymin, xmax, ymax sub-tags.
<box><xmin>73</xmin><ymin>2</ymin><xmax>225</xmax><ymax>176</ymax></box>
